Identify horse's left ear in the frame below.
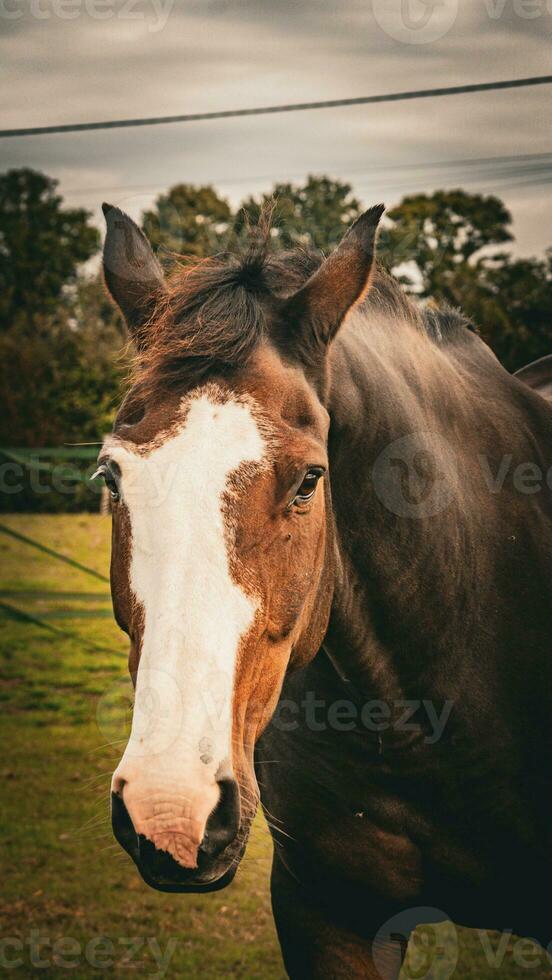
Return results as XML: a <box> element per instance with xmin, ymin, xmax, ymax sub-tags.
<box><xmin>102</xmin><ymin>203</ymin><xmax>166</xmax><ymax>343</ymax></box>
<box><xmin>282</xmin><ymin>204</ymin><xmax>384</xmax><ymax>358</ymax></box>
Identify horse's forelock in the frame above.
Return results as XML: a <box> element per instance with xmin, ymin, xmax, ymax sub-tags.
<box><xmin>131</xmin><ymin>227</ymin><xmax>322</xmax><ymax>400</ymax></box>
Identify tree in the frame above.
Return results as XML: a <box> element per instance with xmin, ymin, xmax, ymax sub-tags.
<box><xmin>140</xmin><ymin>176</ymin><xmax>363</xmax><ymax>264</ymax></box>
<box><xmin>237</xmin><ymin>175</ymin><xmax>363</xmax><ymax>252</ymax></box>
<box><xmin>385</xmin><ymin>189</ymin><xmax>513</xmax><ymax>298</ymax></box>
<box><xmin>495</xmin><ymin>252</ymin><xmax>552</xmax><ymax>368</ymax></box>
<box><xmin>0</xmin><ymin>274</ymin><xmax>126</xmax><ymax>449</ymax></box>
<box><xmin>141</xmin><ymin>184</ymin><xmax>232</xmax><ymax>262</ymax></box>
<box><xmin>385</xmin><ymin>189</ymin><xmax>552</xmax><ymax>371</ymax></box>
<box><xmin>458</xmin><ymin>253</ymin><xmax>552</xmax><ymax>371</ymax></box>
<box><xmin>0</xmin><ymin>168</ymin><xmax>99</xmax><ymax>331</ymax></box>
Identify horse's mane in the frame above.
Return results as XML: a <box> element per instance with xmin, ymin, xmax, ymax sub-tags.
<box><xmin>133</xmin><ymin>222</ymin><xmax>318</xmax><ymax>395</ymax></box>
<box><xmin>133</xmin><ymin>215</ymin><xmax>474</xmax><ymax>397</ymax></box>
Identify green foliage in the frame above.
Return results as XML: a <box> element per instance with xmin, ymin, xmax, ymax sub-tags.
<box><xmin>385</xmin><ymin>189</ymin><xmax>513</xmax><ymax>296</ymax></box>
<box><xmin>0</xmin><ymin>277</ymin><xmax>126</xmax><ymax>449</ymax></box>
<box><xmin>0</xmin><ymin>273</ymin><xmax>128</xmax><ymax>511</ymax></box>
<box><xmin>141</xmin><ymin>183</ymin><xmax>232</xmax><ymax>261</ymax></box>
<box><xmin>236</xmin><ymin>175</ymin><xmax>362</xmax><ymax>251</ymax></box>
<box><xmin>485</xmin><ymin>252</ymin><xmax>552</xmax><ymax>369</ymax></box>
<box><xmin>1</xmin><ymin>172</ymin><xmax>551</xmax><ymax>516</ymax></box>
<box><xmin>141</xmin><ymin>175</ymin><xmax>362</xmax><ymax>259</ymax></box>
<box><xmin>0</xmin><ymin>168</ymin><xmax>99</xmax><ymax>331</ymax></box>
<box><xmin>385</xmin><ymin>190</ymin><xmax>551</xmax><ymax>371</ymax></box>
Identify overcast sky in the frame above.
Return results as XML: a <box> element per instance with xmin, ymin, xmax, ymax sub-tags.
<box><xmin>1</xmin><ymin>0</ymin><xmax>551</xmax><ymax>256</ymax></box>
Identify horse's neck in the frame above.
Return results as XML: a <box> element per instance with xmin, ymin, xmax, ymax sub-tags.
<box><xmin>324</xmin><ymin>315</ymin><xmax>496</xmax><ymax>699</ymax></box>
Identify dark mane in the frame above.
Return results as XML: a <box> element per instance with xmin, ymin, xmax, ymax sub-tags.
<box><xmin>422</xmin><ymin>303</ymin><xmax>477</xmax><ymax>342</ymax></box>
<box><xmin>133</xmin><ymin>224</ymin><xmax>475</xmax><ymax>397</ymax></box>
<box><xmin>361</xmin><ymin>265</ymin><xmax>477</xmax><ymax>341</ymax></box>
<box><xmin>133</xmin><ymin>231</ymin><xmax>321</xmax><ymax>396</ymax></box>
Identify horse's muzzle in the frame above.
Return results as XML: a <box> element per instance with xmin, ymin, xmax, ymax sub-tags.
<box><xmin>110</xmin><ymin>779</ymin><xmax>242</xmax><ymax>893</ymax></box>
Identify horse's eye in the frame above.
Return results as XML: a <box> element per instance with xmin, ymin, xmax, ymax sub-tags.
<box><xmin>92</xmin><ymin>462</ymin><xmax>120</xmax><ymax>502</ymax></box>
<box><xmin>293</xmin><ymin>468</ymin><xmax>324</xmax><ymax>505</ymax></box>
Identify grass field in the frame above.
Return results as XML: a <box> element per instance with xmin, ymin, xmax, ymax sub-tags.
<box><xmin>1</xmin><ymin>514</ymin><xmax>551</xmax><ymax>978</ymax></box>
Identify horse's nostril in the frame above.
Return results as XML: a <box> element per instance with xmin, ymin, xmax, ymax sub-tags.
<box><xmin>201</xmin><ymin>777</ymin><xmax>241</xmax><ymax>858</ymax></box>
<box><xmin>111</xmin><ymin>791</ymin><xmax>139</xmax><ymax>860</ymax></box>
<box><xmin>137</xmin><ymin>835</ymin><xmax>191</xmax><ymax>882</ymax></box>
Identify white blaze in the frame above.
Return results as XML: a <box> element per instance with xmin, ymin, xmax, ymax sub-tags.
<box><xmin>110</xmin><ymin>391</ymin><xmax>266</xmax><ymax>837</ymax></box>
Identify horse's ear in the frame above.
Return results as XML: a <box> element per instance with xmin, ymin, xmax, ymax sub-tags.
<box><xmin>102</xmin><ymin>203</ymin><xmax>166</xmax><ymax>343</ymax></box>
<box><xmin>282</xmin><ymin>204</ymin><xmax>384</xmax><ymax>359</ymax></box>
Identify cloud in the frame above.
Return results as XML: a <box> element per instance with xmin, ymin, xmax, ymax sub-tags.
<box><xmin>0</xmin><ymin>0</ymin><xmax>551</xmax><ymax>255</ymax></box>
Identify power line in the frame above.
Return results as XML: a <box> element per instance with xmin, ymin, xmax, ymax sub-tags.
<box><xmin>1</xmin><ymin>75</ymin><xmax>551</xmax><ymax>140</ymax></box>
<box><xmin>55</xmin><ymin>150</ymin><xmax>552</xmax><ymax>200</ymax></box>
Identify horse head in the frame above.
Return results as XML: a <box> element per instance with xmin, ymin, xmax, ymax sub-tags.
<box><xmin>100</xmin><ymin>201</ymin><xmax>383</xmax><ymax>891</ymax></box>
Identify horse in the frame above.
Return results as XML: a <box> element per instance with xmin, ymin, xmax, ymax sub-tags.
<box><xmin>100</xmin><ymin>200</ymin><xmax>552</xmax><ymax>978</ymax></box>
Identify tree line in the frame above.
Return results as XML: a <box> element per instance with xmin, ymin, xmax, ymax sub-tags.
<box><xmin>1</xmin><ymin>167</ymin><xmax>551</xmax><ymax>454</ymax></box>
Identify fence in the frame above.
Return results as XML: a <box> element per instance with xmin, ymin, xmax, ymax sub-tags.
<box><xmin>0</xmin><ymin>520</ymin><xmax>115</xmax><ymax>654</ymax></box>
<box><xmin>0</xmin><ymin>446</ymin><xmax>109</xmax><ymax>514</ymax></box>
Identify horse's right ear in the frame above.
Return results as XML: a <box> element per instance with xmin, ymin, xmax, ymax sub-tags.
<box><xmin>102</xmin><ymin>203</ymin><xmax>166</xmax><ymax>343</ymax></box>
<box><xmin>281</xmin><ymin>204</ymin><xmax>384</xmax><ymax>367</ymax></box>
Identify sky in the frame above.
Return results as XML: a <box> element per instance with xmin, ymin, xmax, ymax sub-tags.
<box><xmin>1</xmin><ymin>0</ymin><xmax>551</xmax><ymax>256</ymax></box>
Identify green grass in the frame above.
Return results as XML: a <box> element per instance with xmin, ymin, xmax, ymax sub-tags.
<box><xmin>0</xmin><ymin>515</ymin><xmax>550</xmax><ymax>978</ymax></box>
